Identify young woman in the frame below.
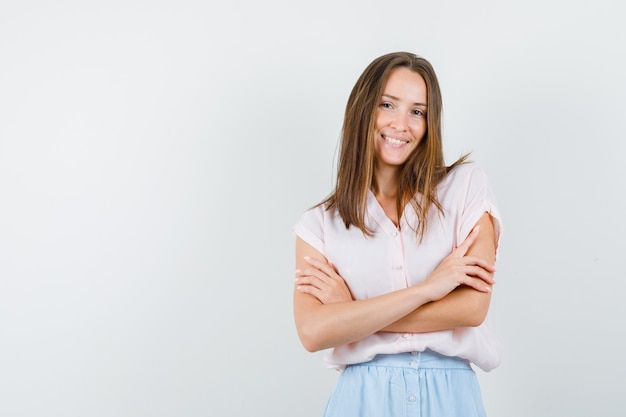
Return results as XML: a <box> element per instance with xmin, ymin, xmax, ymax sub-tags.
<box><xmin>292</xmin><ymin>52</ymin><xmax>503</xmax><ymax>417</ymax></box>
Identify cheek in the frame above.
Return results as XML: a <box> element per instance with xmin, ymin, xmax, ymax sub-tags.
<box><xmin>375</xmin><ymin>111</ymin><xmax>390</xmax><ymax>129</ymax></box>
<box><xmin>409</xmin><ymin>120</ymin><xmax>426</xmax><ymax>135</ymax></box>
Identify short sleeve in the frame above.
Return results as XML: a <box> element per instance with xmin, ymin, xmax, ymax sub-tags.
<box><xmin>455</xmin><ymin>165</ymin><xmax>504</xmax><ymax>259</ymax></box>
<box><xmin>292</xmin><ymin>205</ymin><xmax>327</xmax><ymax>257</ymax></box>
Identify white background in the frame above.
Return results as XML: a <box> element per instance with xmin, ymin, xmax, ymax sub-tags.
<box><xmin>1</xmin><ymin>1</ymin><xmax>625</xmax><ymax>416</ymax></box>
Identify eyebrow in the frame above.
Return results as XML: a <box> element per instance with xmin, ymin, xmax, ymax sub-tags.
<box><xmin>381</xmin><ymin>94</ymin><xmax>427</xmax><ymax>107</ymax></box>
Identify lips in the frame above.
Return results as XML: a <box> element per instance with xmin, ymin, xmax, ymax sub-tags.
<box><xmin>382</xmin><ymin>135</ymin><xmax>408</xmax><ymax>145</ymax></box>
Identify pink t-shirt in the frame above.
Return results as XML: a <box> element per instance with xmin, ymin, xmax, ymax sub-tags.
<box><xmin>292</xmin><ymin>163</ymin><xmax>503</xmax><ymax>372</ymax></box>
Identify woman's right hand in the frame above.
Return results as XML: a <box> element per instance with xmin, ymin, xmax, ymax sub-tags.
<box><xmin>420</xmin><ymin>226</ymin><xmax>496</xmax><ymax>302</ymax></box>
<box><xmin>295</xmin><ymin>256</ymin><xmax>354</xmax><ymax>304</ymax></box>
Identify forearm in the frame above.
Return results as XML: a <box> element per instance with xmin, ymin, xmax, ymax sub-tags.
<box><xmin>381</xmin><ymin>286</ymin><xmax>491</xmax><ymax>333</ymax></box>
<box><xmin>294</xmin><ymin>284</ymin><xmax>433</xmax><ymax>352</ymax></box>
<box><xmin>293</xmin><ymin>216</ymin><xmax>496</xmax><ymax>351</ymax></box>
<box><xmin>384</xmin><ymin>213</ymin><xmax>497</xmax><ymax>333</ymax></box>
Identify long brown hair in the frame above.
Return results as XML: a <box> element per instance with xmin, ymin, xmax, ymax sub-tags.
<box><xmin>320</xmin><ymin>52</ymin><xmax>468</xmax><ymax>239</ymax></box>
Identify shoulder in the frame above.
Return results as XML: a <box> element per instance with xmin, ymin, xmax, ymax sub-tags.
<box><xmin>439</xmin><ymin>161</ymin><xmax>490</xmax><ymax>191</ymax></box>
<box><xmin>301</xmin><ymin>202</ymin><xmax>336</xmax><ymax>218</ymax></box>
<box><xmin>435</xmin><ymin>161</ymin><xmax>500</xmax><ymax>215</ymax></box>
<box><xmin>292</xmin><ymin>202</ymin><xmax>342</xmax><ymax>256</ymax></box>
<box><xmin>298</xmin><ymin>201</ymin><xmax>334</xmax><ymax>222</ymax></box>
<box><xmin>294</xmin><ymin>201</ymin><xmax>339</xmax><ymax>234</ymax></box>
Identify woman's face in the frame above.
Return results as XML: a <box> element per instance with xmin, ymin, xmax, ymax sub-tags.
<box><xmin>374</xmin><ymin>67</ymin><xmax>428</xmax><ymax>171</ymax></box>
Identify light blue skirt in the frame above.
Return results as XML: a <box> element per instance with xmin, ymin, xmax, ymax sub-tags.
<box><xmin>322</xmin><ymin>350</ymin><xmax>487</xmax><ymax>417</ymax></box>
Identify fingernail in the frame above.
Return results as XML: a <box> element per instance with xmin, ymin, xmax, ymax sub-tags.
<box><xmin>304</xmin><ymin>256</ymin><xmax>311</xmax><ymax>260</ymax></box>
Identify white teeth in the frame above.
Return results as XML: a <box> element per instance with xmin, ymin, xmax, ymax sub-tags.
<box><xmin>383</xmin><ymin>136</ymin><xmax>407</xmax><ymax>145</ymax></box>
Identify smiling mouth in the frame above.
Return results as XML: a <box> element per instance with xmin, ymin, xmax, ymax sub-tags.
<box><xmin>383</xmin><ymin>135</ymin><xmax>408</xmax><ymax>145</ymax></box>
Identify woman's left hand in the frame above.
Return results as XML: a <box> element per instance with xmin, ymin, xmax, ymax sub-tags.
<box><xmin>295</xmin><ymin>256</ymin><xmax>353</xmax><ymax>304</ymax></box>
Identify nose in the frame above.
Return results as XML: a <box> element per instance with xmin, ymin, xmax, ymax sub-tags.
<box><xmin>390</xmin><ymin>111</ymin><xmax>409</xmax><ymax>131</ymax></box>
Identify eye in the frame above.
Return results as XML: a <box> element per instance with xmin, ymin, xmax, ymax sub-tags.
<box><xmin>379</xmin><ymin>102</ymin><xmax>393</xmax><ymax>109</ymax></box>
<box><xmin>412</xmin><ymin>109</ymin><xmax>425</xmax><ymax>117</ymax></box>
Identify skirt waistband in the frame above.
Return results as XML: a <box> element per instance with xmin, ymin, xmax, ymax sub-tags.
<box><xmin>350</xmin><ymin>349</ymin><xmax>471</xmax><ymax>370</ymax></box>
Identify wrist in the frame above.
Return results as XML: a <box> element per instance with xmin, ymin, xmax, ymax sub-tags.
<box><xmin>411</xmin><ymin>281</ymin><xmax>436</xmax><ymax>305</ymax></box>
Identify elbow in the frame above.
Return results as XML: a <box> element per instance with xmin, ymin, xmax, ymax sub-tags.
<box><xmin>465</xmin><ymin>294</ymin><xmax>490</xmax><ymax>327</ymax></box>
<box><xmin>298</xmin><ymin>333</ymin><xmax>324</xmax><ymax>353</ymax></box>
<box><xmin>301</xmin><ymin>338</ymin><xmax>323</xmax><ymax>353</ymax></box>
<box><xmin>466</xmin><ymin>310</ymin><xmax>487</xmax><ymax>327</ymax></box>
<box><xmin>297</xmin><ymin>323</ymin><xmax>328</xmax><ymax>353</ymax></box>
<box><xmin>471</xmin><ymin>307</ymin><xmax>490</xmax><ymax>327</ymax></box>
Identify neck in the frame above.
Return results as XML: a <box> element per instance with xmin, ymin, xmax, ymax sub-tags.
<box><xmin>373</xmin><ymin>166</ymin><xmax>400</xmax><ymax>199</ymax></box>
<box><xmin>372</xmin><ymin>167</ymin><xmax>404</xmax><ymax>228</ymax></box>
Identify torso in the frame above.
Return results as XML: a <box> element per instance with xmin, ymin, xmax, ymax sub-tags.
<box><xmin>374</xmin><ymin>193</ymin><xmax>401</xmax><ymax>227</ymax></box>
<box><xmin>292</xmin><ymin>162</ymin><xmax>503</xmax><ymax>372</ymax></box>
